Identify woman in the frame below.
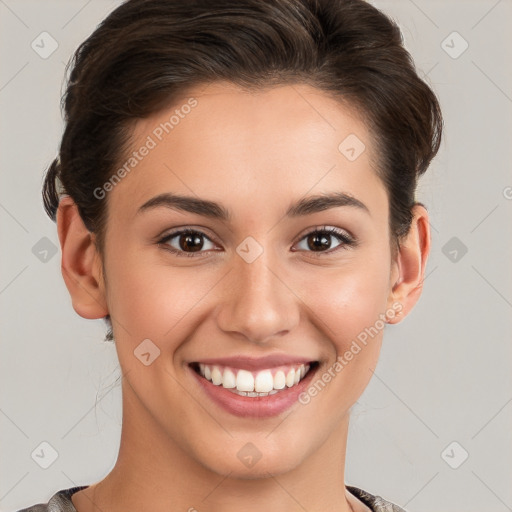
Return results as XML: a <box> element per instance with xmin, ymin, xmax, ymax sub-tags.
<box><xmin>16</xmin><ymin>0</ymin><xmax>442</xmax><ymax>511</ymax></box>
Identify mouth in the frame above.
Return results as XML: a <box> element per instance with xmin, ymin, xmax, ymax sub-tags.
<box><xmin>189</xmin><ymin>359</ymin><xmax>321</xmax><ymax>418</ymax></box>
<box><xmin>189</xmin><ymin>360</ymin><xmax>320</xmax><ymax>397</ymax></box>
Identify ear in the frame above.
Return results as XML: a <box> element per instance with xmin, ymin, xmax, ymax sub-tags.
<box><xmin>56</xmin><ymin>196</ymin><xmax>109</xmax><ymax>319</ymax></box>
<box><xmin>386</xmin><ymin>203</ymin><xmax>431</xmax><ymax>324</ymax></box>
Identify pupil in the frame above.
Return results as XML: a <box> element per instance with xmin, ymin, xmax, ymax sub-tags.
<box><xmin>181</xmin><ymin>233</ymin><xmax>203</xmax><ymax>252</ymax></box>
<box><xmin>309</xmin><ymin>233</ymin><xmax>330</xmax><ymax>251</ymax></box>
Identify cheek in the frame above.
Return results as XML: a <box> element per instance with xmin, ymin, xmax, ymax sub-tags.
<box><xmin>303</xmin><ymin>255</ymin><xmax>390</xmax><ymax>342</ymax></box>
<box><xmin>104</xmin><ymin>248</ymin><xmax>222</xmax><ymax>343</ymax></box>
<box><xmin>105</xmin><ymin>234</ymin><xmax>391</xmax><ymax>358</ymax></box>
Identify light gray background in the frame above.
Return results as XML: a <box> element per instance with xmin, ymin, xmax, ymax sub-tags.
<box><xmin>1</xmin><ymin>1</ymin><xmax>511</xmax><ymax>511</ymax></box>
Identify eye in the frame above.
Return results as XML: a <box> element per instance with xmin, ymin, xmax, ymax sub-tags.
<box><xmin>293</xmin><ymin>226</ymin><xmax>356</xmax><ymax>257</ymax></box>
<box><xmin>157</xmin><ymin>228</ymin><xmax>217</xmax><ymax>258</ymax></box>
<box><xmin>157</xmin><ymin>225</ymin><xmax>357</xmax><ymax>258</ymax></box>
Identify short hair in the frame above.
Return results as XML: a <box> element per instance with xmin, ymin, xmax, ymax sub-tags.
<box><xmin>42</xmin><ymin>0</ymin><xmax>443</xmax><ymax>341</ymax></box>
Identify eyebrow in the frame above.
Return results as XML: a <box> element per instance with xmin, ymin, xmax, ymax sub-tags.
<box><xmin>136</xmin><ymin>191</ymin><xmax>370</xmax><ymax>221</ymax></box>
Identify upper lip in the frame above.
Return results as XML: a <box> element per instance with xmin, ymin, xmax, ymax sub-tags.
<box><xmin>190</xmin><ymin>354</ymin><xmax>317</xmax><ymax>371</ymax></box>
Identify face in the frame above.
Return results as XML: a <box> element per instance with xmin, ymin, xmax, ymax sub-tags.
<box><xmin>92</xmin><ymin>82</ymin><xmax>403</xmax><ymax>476</ymax></box>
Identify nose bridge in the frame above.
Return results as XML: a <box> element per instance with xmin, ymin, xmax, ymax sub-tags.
<box><xmin>216</xmin><ymin>244</ymin><xmax>299</xmax><ymax>343</ymax></box>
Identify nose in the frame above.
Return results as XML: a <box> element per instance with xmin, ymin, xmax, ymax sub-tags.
<box><xmin>215</xmin><ymin>249</ymin><xmax>300</xmax><ymax>345</ymax></box>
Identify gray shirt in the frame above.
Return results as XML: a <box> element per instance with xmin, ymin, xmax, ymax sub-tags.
<box><xmin>14</xmin><ymin>485</ymin><xmax>408</xmax><ymax>512</ymax></box>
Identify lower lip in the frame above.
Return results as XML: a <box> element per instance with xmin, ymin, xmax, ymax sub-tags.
<box><xmin>189</xmin><ymin>363</ymin><xmax>319</xmax><ymax>418</ymax></box>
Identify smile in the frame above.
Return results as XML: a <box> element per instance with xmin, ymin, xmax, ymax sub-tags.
<box><xmin>190</xmin><ymin>362</ymin><xmax>317</xmax><ymax>397</ymax></box>
<box><xmin>188</xmin><ymin>359</ymin><xmax>320</xmax><ymax>418</ymax></box>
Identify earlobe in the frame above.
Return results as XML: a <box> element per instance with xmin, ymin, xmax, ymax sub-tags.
<box><xmin>386</xmin><ymin>204</ymin><xmax>431</xmax><ymax>324</ymax></box>
<box><xmin>56</xmin><ymin>196</ymin><xmax>109</xmax><ymax>320</ymax></box>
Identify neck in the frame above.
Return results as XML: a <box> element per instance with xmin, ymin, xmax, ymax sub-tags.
<box><xmin>73</xmin><ymin>381</ymin><xmax>359</xmax><ymax>512</ymax></box>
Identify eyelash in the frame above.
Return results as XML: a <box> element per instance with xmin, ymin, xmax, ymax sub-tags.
<box><xmin>156</xmin><ymin>226</ymin><xmax>357</xmax><ymax>259</ymax></box>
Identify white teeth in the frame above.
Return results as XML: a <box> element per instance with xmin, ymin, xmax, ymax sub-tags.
<box><xmin>285</xmin><ymin>368</ymin><xmax>296</xmax><ymax>387</ymax></box>
<box><xmin>211</xmin><ymin>366</ymin><xmax>223</xmax><ymax>385</ymax></box>
<box><xmin>195</xmin><ymin>362</ymin><xmax>313</xmax><ymax>395</ymax></box>
<box><xmin>222</xmin><ymin>368</ymin><xmax>236</xmax><ymax>388</ymax></box>
<box><xmin>273</xmin><ymin>370</ymin><xmax>286</xmax><ymax>390</ymax></box>
<box><xmin>236</xmin><ymin>369</ymin><xmax>254</xmax><ymax>392</ymax></box>
<box><xmin>231</xmin><ymin>389</ymin><xmax>280</xmax><ymax>397</ymax></box>
<box><xmin>254</xmin><ymin>370</ymin><xmax>274</xmax><ymax>393</ymax></box>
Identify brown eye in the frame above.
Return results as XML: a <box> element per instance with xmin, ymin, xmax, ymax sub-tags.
<box><xmin>158</xmin><ymin>229</ymin><xmax>216</xmax><ymax>257</ymax></box>
<box><xmin>294</xmin><ymin>227</ymin><xmax>356</xmax><ymax>255</ymax></box>
<box><xmin>178</xmin><ymin>232</ymin><xmax>204</xmax><ymax>252</ymax></box>
<box><xmin>305</xmin><ymin>232</ymin><xmax>332</xmax><ymax>251</ymax></box>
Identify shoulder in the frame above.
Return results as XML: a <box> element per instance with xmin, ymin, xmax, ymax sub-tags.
<box><xmin>347</xmin><ymin>485</ymin><xmax>409</xmax><ymax>512</ymax></box>
<box><xmin>13</xmin><ymin>485</ymin><xmax>89</xmax><ymax>512</ymax></box>
<box><xmin>15</xmin><ymin>506</ymin><xmax>47</xmax><ymax>512</ymax></box>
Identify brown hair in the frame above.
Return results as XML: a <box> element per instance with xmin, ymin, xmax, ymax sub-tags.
<box><xmin>42</xmin><ymin>0</ymin><xmax>443</xmax><ymax>342</ymax></box>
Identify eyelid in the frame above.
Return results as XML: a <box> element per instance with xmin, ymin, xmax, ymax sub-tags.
<box><xmin>293</xmin><ymin>224</ymin><xmax>355</xmax><ymax>246</ymax></box>
<box><xmin>157</xmin><ymin>224</ymin><xmax>357</xmax><ymax>258</ymax></box>
<box><xmin>156</xmin><ymin>225</ymin><xmax>219</xmax><ymax>244</ymax></box>
<box><xmin>156</xmin><ymin>227</ymin><xmax>219</xmax><ymax>257</ymax></box>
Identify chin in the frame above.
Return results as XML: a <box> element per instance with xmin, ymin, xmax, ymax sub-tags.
<box><xmin>196</xmin><ymin>440</ymin><xmax>306</xmax><ymax>479</ymax></box>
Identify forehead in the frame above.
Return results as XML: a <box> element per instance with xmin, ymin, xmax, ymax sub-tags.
<box><xmin>108</xmin><ymin>82</ymin><xmax>386</xmax><ymax>221</ymax></box>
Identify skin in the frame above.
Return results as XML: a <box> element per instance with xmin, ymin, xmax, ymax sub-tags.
<box><xmin>57</xmin><ymin>82</ymin><xmax>430</xmax><ymax>512</ymax></box>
